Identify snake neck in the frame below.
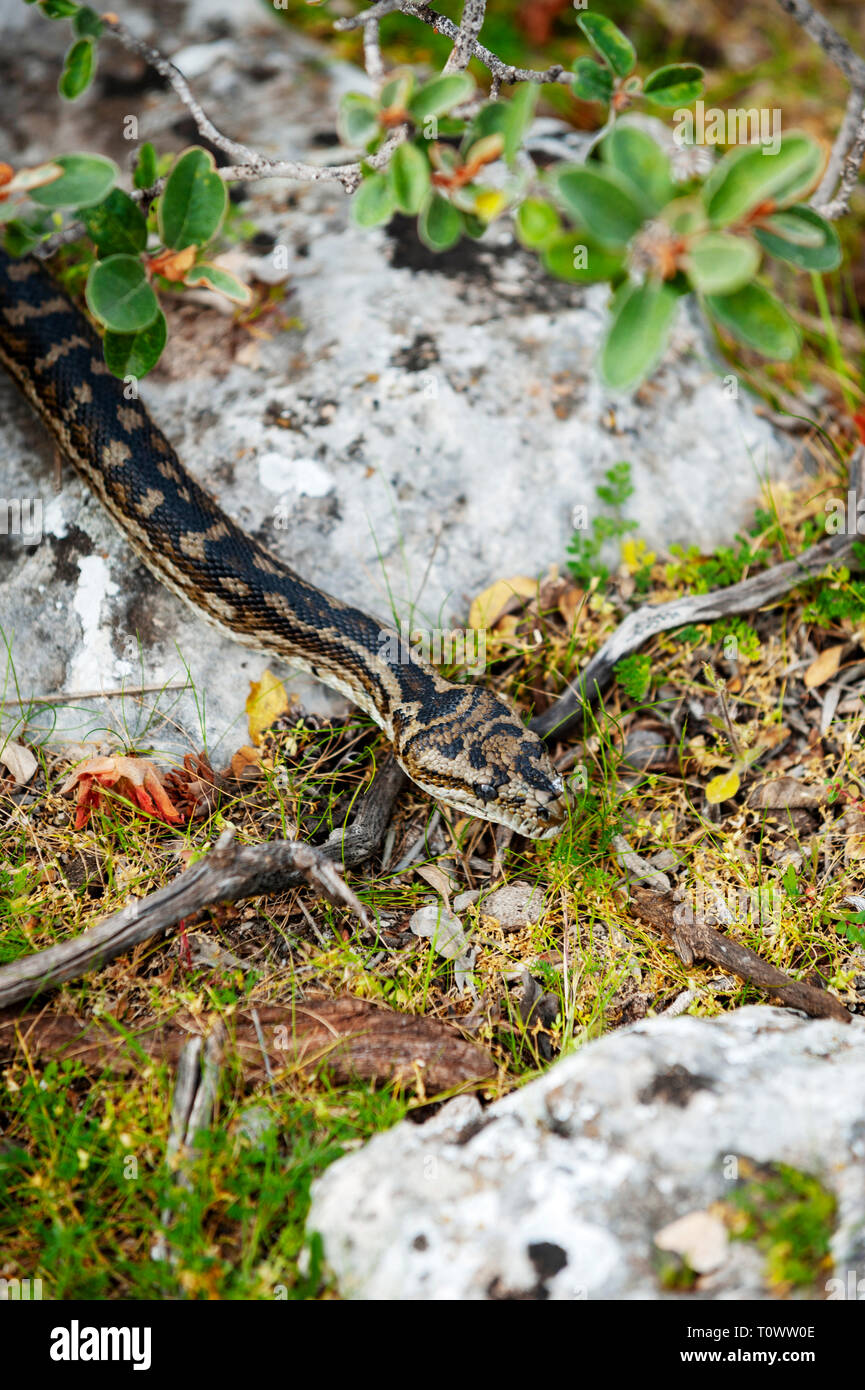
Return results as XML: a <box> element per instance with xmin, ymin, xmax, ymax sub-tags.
<box><xmin>0</xmin><ymin>249</ymin><xmax>452</xmax><ymax>736</ymax></box>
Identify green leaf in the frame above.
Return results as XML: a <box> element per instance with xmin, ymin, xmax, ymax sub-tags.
<box><xmin>601</xmin><ymin>280</ymin><xmax>679</xmax><ymax>390</ymax></box>
<box><xmin>103</xmin><ymin>309</ymin><xmax>167</xmax><ymax>379</ymax></box>
<box><xmin>85</xmin><ymin>254</ymin><xmax>160</xmax><ymax>333</ymax></box>
<box><xmin>542</xmin><ymin>234</ymin><xmax>626</xmax><ymax>284</ymax></box>
<box><xmin>572</xmin><ymin>57</ymin><xmax>614</xmax><ymax>104</ymax></box>
<box><xmin>577</xmin><ymin>13</ymin><xmax>636</xmax><ymax>78</ymax></box>
<box><xmin>684</xmin><ymin>231</ymin><xmax>761</xmax><ymax>294</ymax></box>
<box><xmin>663</xmin><ymin>195</ymin><xmax>708</xmax><ymax>237</ymax></box>
<box><xmin>463</xmin><ymin>101</ymin><xmax>507</xmax><ymax>153</ymax></box>
<box><xmin>465</xmin><ymin>133</ymin><xmax>504</xmax><ymax>167</ymax></box>
<box><xmin>157</xmin><ymin>147</ymin><xmax>227</xmax><ymax>250</ymax></box>
<box><xmin>133</xmin><ymin>142</ymin><xmax>158</xmax><ymax>191</ymax></box>
<box><xmin>2</xmin><ymin>219</ymin><xmax>44</xmax><ymax>255</ymax></box>
<box><xmin>351</xmin><ymin>171</ymin><xmax>396</xmax><ymax>228</ymax></box>
<box><xmin>183</xmin><ymin>263</ymin><xmax>253</xmax><ymax>304</ymax></box>
<box><xmin>58</xmin><ymin>38</ymin><xmax>95</xmax><ymax>99</ymax></box>
<box><xmin>408</xmin><ymin>73</ymin><xmax>474</xmax><ymax>123</ymax></box>
<box><xmin>418</xmin><ymin>193</ymin><xmax>462</xmax><ymax>252</ymax></box>
<box><xmin>388</xmin><ymin>142</ymin><xmax>430</xmax><ymax>215</ymax></box>
<box><xmin>39</xmin><ymin>0</ymin><xmax>80</xmax><ymax>16</ymax></box>
<box><xmin>703</xmin><ymin>134</ymin><xmax>825</xmax><ymax>228</ymax></box>
<box><xmin>515</xmin><ymin>198</ymin><xmax>560</xmax><ymax>249</ymax></box>
<box><xmin>601</xmin><ymin>126</ymin><xmax>674</xmax><ymax>213</ymax></box>
<box><xmin>555</xmin><ymin>165</ymin><xmax>645</xmax><ymax>247</ymax></box>
<box><xmin>615</xmin><ymin>652</ymin><xmax>652</xmax><ymax>701</ymax></box>
<box><xmin>73</xmin><ymin>4</ymin><xmax>103</xmax><ymax>36</ymax></box>
<box><xmin>380</xmin><ymin>71</ymin><xmax>414</xmax><ymax>114</ymax></box>
<box><xmin>706</xmin><ymin>281</ymin><xmax>801</xmax><ymax>360</ymax></box>
<box><xmin>768</xmin><ymin>138</ymin><xmax>827</xmax><ymax>207</ymax></box>
<box><xmin>461</xmin><ymin>212</ymin><xmax>486</xmax><ymax>240</ymax></box>
<box><xmin>81</xmin><ymin>188</ymin><xmax>147</xmax><ymax>256</ymax></box>
<box><xmin>502</xmin><ymin>82</ymin><xmax>537</xmax><ymax>163</ymax></box>
<box><xmin>338</xmin><ymin>93</ymin><xmax>380</xmax><ymax>149</ymax></box>
<box><xmin>754</xmin><ymin>204</ymin><xmax>841</xmax><ymax>271</ymax></box>
<box><xmin>643</xmin><ymin>63</ymin><xmax>704</xmax><ymax>107</ymax></box>
<box><xmin>29</xmin><ymin>152</ymin><xmax>116</xmax><ymax>208</ymax></box>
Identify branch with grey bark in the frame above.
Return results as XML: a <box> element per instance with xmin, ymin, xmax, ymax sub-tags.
<box><xmin>0</xmin><ymin>827</ymin><xmax>370</xmax><ymax>1010</ymax></box>
<box><xmin>532</xmin><ymin>447</ymin><xmax>865</xmax><ymax>742</ymax></box>
<box><xmin>773</xmin><ymin>0</ymin><xmax>865</xmax><ymax>220</ymax></box>
<box><xmin>33</xmin><ymin>0</ymin><xmax>863</xmax><ymax>262</ymax></box>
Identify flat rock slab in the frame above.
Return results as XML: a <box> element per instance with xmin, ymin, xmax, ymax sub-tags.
<box><xmin>306</xmin><ymin>1006</ymin><xmax>865</xmax><ymax>1299</ymax></box>
<box><xmin>0</xmin><ymin>0</ymin><xmax>796</xmax><ymax>761</ymax></box>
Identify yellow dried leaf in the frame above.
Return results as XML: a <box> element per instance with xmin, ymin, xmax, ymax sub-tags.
<box><xmin>469</xmin><ymin>576</ymin><xmax>536</xmax><ymax>631</ymax></box>
<box><xmin>246</xmin><ymin>669</ymin><xmax>289</xmax><ymax>745</ymax></box>
<box><xmin>705</xmin><ymin>769</ymin><xmax>740</xmax><ymax>804</ymax></box>
<box><xmin>804</xmin><ymin>645</ymin><xmax>844</xmax><ymax>689</ymax></box>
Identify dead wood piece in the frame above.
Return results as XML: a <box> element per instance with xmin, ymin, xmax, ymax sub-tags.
<box><xmin>0</xmin><ymin>997</ymin><xmax>497</xmax><ymax>1093</ymax></box>
<box><xmin>630</xmin><ymin>888</ymin><xmax>851</xmax><ymax>1023</ymax></box>
<box><xmin>152</xmin><ymin>1023</ymin><xmax>225</xmax><ymax>1265</ymax></box>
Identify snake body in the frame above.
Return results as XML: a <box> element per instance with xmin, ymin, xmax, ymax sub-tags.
<box><xmin>0</xmin><ymin>248</ymin><xmax>568</xmax><ymax>838</ymax></box>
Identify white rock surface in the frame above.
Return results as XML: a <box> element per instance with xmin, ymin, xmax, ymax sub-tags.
<box><xmin>0</xmin><ymin>0</ymin><xmax>797</xmax><ymax>762</ymax></box>
<box><xmin>307</xmin><ymin>1006</ymin><xmax>865</xmax><ymax>1300</ymax></box>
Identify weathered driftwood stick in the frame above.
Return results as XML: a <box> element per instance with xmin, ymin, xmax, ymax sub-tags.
<box><xmin>631</xmin><ymin>888</ymin><xmax>851</xmax><ymax>1023</ymax></box>
<box><xmin>0</xmin><ymin>830</ymin><xmax>368</xmax><ymax>1011</ymax></box>
<box><xmin>152</xmin><ymin>1023</ymin><xmax>225</xmax><ymax>1265</ymax></box>
<box><xmin>533</xmin><ymin>448</ymin><xmax>865</xmax><ymax>742</ymax></box>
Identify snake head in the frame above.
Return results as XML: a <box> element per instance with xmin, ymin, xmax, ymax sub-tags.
<box><xmin>393</xmin><ymin>685</ymin><xmax>570</xmax><ymax>839</ymax></box>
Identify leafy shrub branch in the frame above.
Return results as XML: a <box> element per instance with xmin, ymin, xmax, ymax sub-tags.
<box><xmin>2</xmin><ymin>0</ymin><xmax>862</xmax><ymax>386</ymax></box>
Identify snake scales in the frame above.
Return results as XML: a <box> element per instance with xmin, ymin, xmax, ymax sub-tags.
<box><xmin>0</xmin><ymin>247</ymin><xmax>568</xmax><ymax>838</ymax></box>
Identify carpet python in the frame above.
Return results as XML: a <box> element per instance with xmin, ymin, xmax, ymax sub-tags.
<box><xmin>0</xmin><ymin>248</ymin><xmax>569</xmax><ymax>838</ymax></box>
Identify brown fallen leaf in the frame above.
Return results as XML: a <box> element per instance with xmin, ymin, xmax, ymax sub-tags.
<box><xmin>60</xmin><ymin>755</ymin><xmax>183</xmax><ymax>829</ymax></box>
<box><xmin>804</xmin><ymin>644</ymin><xmax>844</xmax><ymax>689</ymax></box>
<box><xmin>747</xmin><ymin>776</ymin><xmax>824</xmax><ymax>810</ymax></box>
<box><xmin>148</xmin><ymin>244</ymin><xmax>198</xmax><ymax>281</ymax></box>
<box><xmin>469</xmin><ymin>575</ymin><xmax>537</xmax><ymax>631</ymax></box>
<box><xmin>557</xmin><ymin>584</ymin><xmax>585</xmax><ymax>629</ymax></box>
<box><xmin>0</xmin><ymin>738</ymin><xmax>38</xmax><ymax>786</ymax></box>
<box><xmin>226</xmin><ymin>745</ymin><xmax>263</xmax><ymax>781</ymax></box>
<box><xmin>0</xmin><ymin>998</ymin><xmax>496</xmax><ymax>1093</ymax></box>
<box><xmin>414</xmin><ymin>863</ymin><xmax>455</xmax><ymax>907</ymax></box>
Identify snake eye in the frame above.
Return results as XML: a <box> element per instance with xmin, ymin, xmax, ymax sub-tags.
<box><xmin>478</xmin><ymin>782</ymin><xmax>498</xmax><ymax>804</ymax></box>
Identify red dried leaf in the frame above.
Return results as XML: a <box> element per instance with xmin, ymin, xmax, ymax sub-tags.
<box><xmin>60</xmin><ymin>755</ymin><xmax>184</xmax><ymax>829</ymax></box>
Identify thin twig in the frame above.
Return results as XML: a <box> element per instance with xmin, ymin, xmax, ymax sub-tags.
<box><xmin>443</xmin><ymin>0</ymin><xmax>487</xmax><ymax>74</ymax></box>
<box><xmin>103</xmin><ymin>17</ymin><xmax>260</xmax><ymax>167</ymax></box>
<box><xmin>362</xmin><ymin>19</ymin><xmax>385</xmax><ymax>85</ymax></box>
<box><xmin>337</xmin><ymin>0</ymin><xmax>567</xmax><ymax>85</ymax></box>
<box><xmin>0</xmin><ymin>682</ymin><xmax>190</xmax><ymax>706</ymax></box>
<box><xmin>774</xmin><ymin>0</ymin><xmax>865</xmax><ymax>219</ymax></box>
